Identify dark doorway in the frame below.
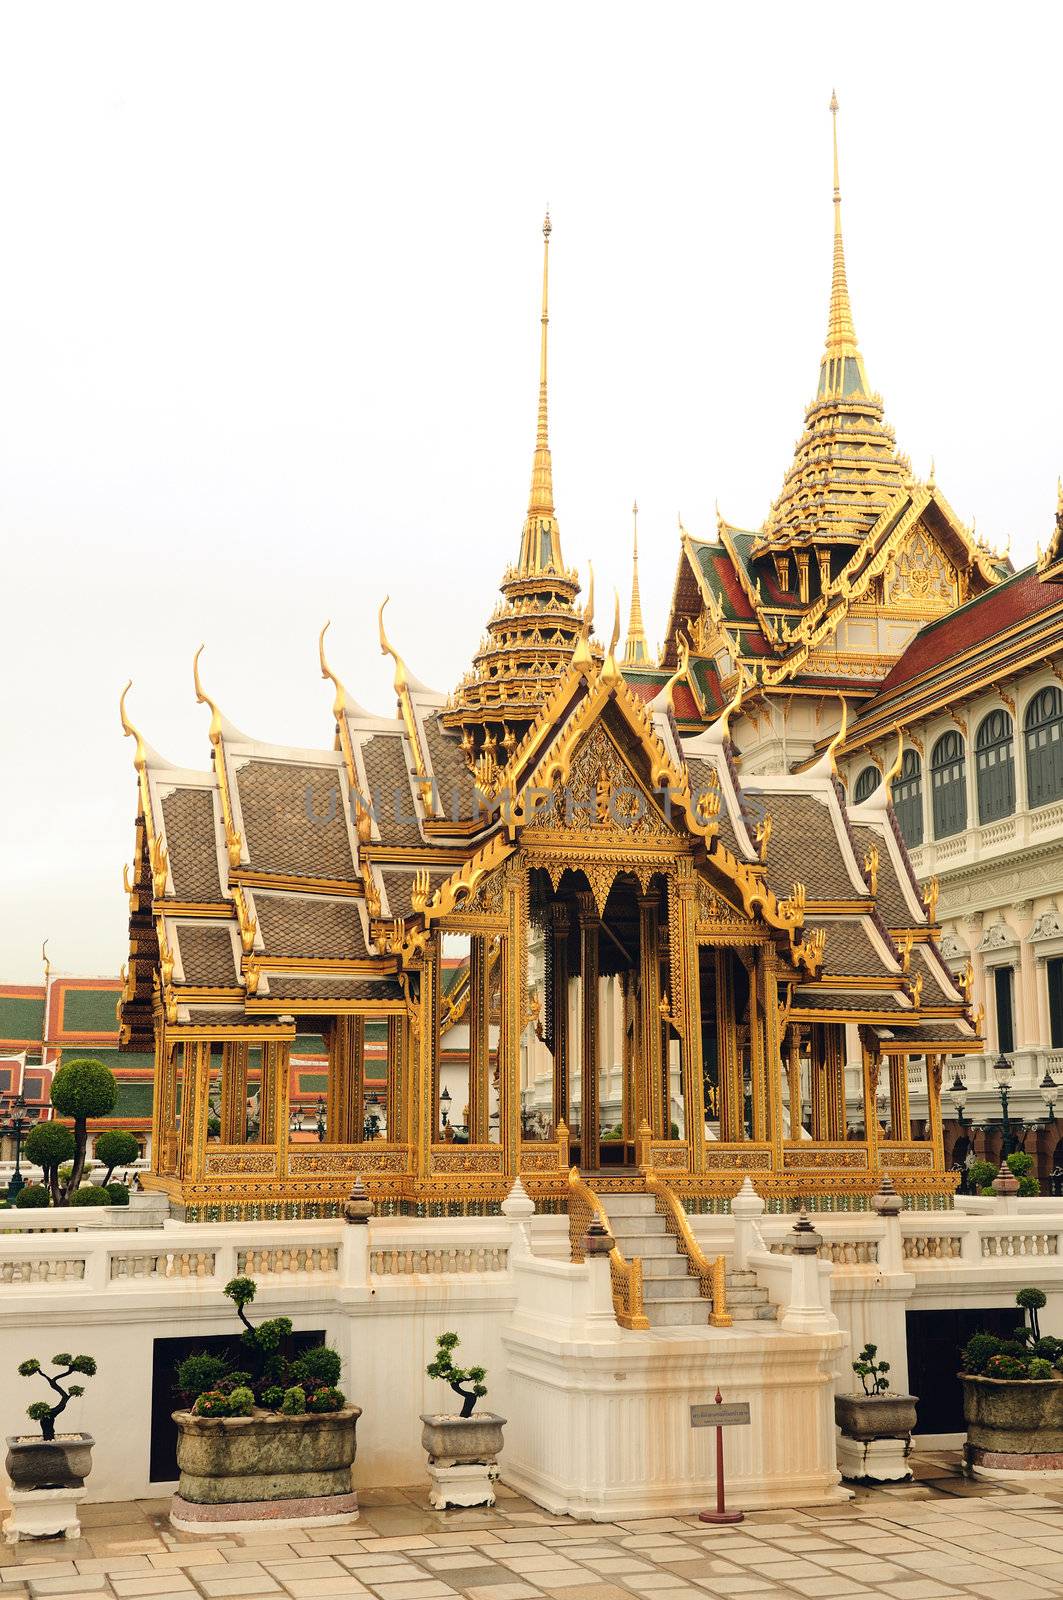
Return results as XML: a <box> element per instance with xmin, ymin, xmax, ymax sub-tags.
<box><xmin>906</xmin><ymin>1306</ymin><xmax>1017</xmax><ymax>1434</ymax></box>
<box><xmin>149</xmin><ymin>1328</ymin><xmax>323</xmax><ymax>1482</ymax></box>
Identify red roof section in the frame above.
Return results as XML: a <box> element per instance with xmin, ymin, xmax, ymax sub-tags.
<box><xmin>624</xmin><ymin>679</ymin><xmax>701</xmax><ymax>720</ymax></box>
<box><xmin>876</xmin><ymin>566</ymin><xmax>1059</xmax><ymax>695</ymax></box>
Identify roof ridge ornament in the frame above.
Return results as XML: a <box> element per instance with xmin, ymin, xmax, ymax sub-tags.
<box><xmin>623</xmin><ymin>500</ymin><xmax>650</xmax><ymax>665</ymax></box>
<box><xmin>601</xmin><ymin>589</ymin><xmax>622</xmax><ymax>686</ymax></box>
<box><xmin>192</xmin><ymin>646</ymin><xmax>244</xmax><ymax>870</ymax></box>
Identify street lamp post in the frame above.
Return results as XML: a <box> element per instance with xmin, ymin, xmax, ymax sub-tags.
<box><xmin>316</xmin><ymin>1096</ymin><xmax>326</xmax><ymax>1143</ymax></box>
<box><xmin>947</xmin><ymin>1057</ymin><xmax>1057</xmax><ymax>1176</ymax></box>
<box><xmin>1</xmin><ymin>1094</ymin><xmax>39</xmax><ymax>1203</ymax></box>
<box><xmin>440</xmin><ymin>1086</ymin><xmax>451</xmax><ymax>1130</ymax></box>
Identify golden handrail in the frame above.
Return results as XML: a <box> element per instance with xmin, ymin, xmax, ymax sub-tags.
<box><xmin>644</xmin><ymin>1168</ymin><xmax>731</xmax><ymax>1328</ymax></box>
<box><xmin>567</xmin><ymin>1167</ymin><xmax>649</xmax><ymax>1331</ymax></box>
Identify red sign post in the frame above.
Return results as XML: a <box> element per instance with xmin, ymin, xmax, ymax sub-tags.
<box><xmin>690</xmin><ymin>1388</ymin><xmax>749</xmax><ymax>1524</ymax></box>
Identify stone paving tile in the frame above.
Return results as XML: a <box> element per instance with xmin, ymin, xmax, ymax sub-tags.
<box><xmin>363</xmin><ymin>1564</ymin><xmax>443</xmax><ymax>1584</ymax></box>
<box><xmin>369</xmin><ymin>1583</ymin><xmax>459</xmax><ymax>1600</ymax></box>
<box><xmin>110</xmin><ymin>1578</ymin><xmax>195</xmax><ymax>1597</ymax></box>
<box><xmin>462</xmin><ymin>1587</ymin><xmax>545</xmax><ymax>1600</ymax></box>
<box><xmin>280</xmin><ymin>1581</ymin><xmax>373</xmax><ymax>1600</ymax></box>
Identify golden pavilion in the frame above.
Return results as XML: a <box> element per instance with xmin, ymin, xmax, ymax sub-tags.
<box><xmin>118</xmin><ymin>101</ymin><xmax>981</xmax><ymax>1224</ymax></box>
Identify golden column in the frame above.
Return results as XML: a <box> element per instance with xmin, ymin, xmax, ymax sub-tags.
<box><xmin>785</xmin><ymin>1026</ymin><xmax>802</xmax><ymax>1139</ymax></box>
<box><xmin>187</xmin><ymin>1042</ymin><xmax>212</xmax><ymax>1182</ymax></box>
<box><xmin>638</xmin><ymin>891</ymin><xmax>664</xmax><ymax>1142</ymax></box>
<box><xmin>220</xmin><ymin>1042</ymin><xmax>248</xmax><ymax>1145</ymax></box>
<box><xmin>550</xmin><ymin>904</ymin><xmax>570</xmax><ymax>1133</ymax></box>
<box><xmin>674</xmin><ymin>867</ymin><xmax>706</xmax><ymax>1170</ymax></box>
<box><xmin>747</xmin><ymin>959</ymin><xmax>768</xmax><ymax>1143</ymax></box>
<box><xmin>861</xmin><ymin>1036</ymin><xmax>881</xmax><ymax>1173</ymax></box>
<box><xmin>386</xmin><ymin>1015</ymin><xmax>403</xmax><ymax>1142</ymax></box>
<box><xmin>888</xmin><ymin>1055</ymin><xmax>911</xmax><ymax>1142</ymax></box>
<box><xmin>926</xmin><ymin>1054</ymin><xmax>945</xmax><ymax>1165</ymax></box>
<box><xmin>469</xmin><ymin>936</ymin><xmax>491</xmax><ymax>1143</ymax></box>
<box><xmin>716</xmin><ymin>952</ymin><xmax>743</xmax><ymax>1141</ymax></box>
<box><xmin>823</xmin><ymin>1025</ymin><xmax>846</xmax><ymax>1139</ymax></box>
<box><xmin>267</xmin><ymin>1039</ymin><xmax>292</xmax><ymax>1176</ymax></box>
<box><xmin>578</xmin><ymin>892</ymin><xmax>601</xmax><ymax>1167</ymax></box>
<box><xmin>412</xmin><ymin>940</ymin><xmax>440</xmax><ymax>1180</ymax></box>
<box><xmin>762</xmin><ymin>956</ymin><xmax>786</xmax><ymax>1169</ymax></box>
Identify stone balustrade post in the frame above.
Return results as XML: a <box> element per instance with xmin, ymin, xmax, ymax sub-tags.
<box><xmin>731</xmin><ymin>1176</ymin><xmax>765</xmax><ymax>1269</ymax></box>
<box><xmin>501</xmin><ymin>1176</ymin><xmax>535</xmax><ymax>1260</ymax></box>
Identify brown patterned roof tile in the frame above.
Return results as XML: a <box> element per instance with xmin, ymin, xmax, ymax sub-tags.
<box><xmin>255</xmin><ymin>894</ymin><xmax>368</xmax><ymax>961</ymax></box>
<box><xmin>176</xmin><ymin>924</ymin><xmax>238</xmax><ymax>988</ymax></box>
<box><xmin>161</xmin><ymin>788</ymin><xmax>223</xmax><ymax>901</ymax></box>
<box><xmin>235</xmin><ymin>761</ymin><xmax>355</xmax><ymax>881</ymax></box>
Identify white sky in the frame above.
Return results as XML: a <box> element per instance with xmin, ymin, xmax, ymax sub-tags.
<box><xmin>2</xmin><ymin>1</ymin><xmax>1061</xmax><ymax>983</ymax></box>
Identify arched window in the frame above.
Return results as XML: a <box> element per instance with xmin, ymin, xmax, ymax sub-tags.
<box><xmin>1025</xmin><ymin>687</ymin><xmax>1063</xmax><ymax>809</ymax></box>
<box><xmin>931</xmin><ymin>731</ymin><xmax>967</xmax><ymax>839</ymax></box>
<box><xmin>853</xmin><ymin>766</ymin><xmax>881</xmax><ymax>804</ymax></box>
<box><xmin>893</xmin><ymin>749</ymin><xmax>923</xmax><ymax>848</ymax></box>
<box><xmin>975</xmin><ymin>710</ymin><xmax>1015</xmax><ymax>824</ymax></box>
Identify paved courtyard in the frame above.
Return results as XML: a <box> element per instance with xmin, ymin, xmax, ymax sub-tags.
<box><xmin>7</xmin><ymin>1455</ymin><xmax>1063</xmax><ymax>1600</ymax></box>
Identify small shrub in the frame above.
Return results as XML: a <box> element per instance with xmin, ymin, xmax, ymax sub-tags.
<box><xmin>69</xmin><ymin>1185</ymin><xmax>111</xmax><ymax>1207</ymax></box>
<box><xmin>18</xmin><ymin>1353</ymin><xmax>97</xmax><ymax>1440</ymax></box>
<box><xmin>280</xmin><ymin>1386</ymin><xmax>306</xmax><ymax>1415</ymax></box>
<box><xmin>260</xmin><ymin>1385</ymin><xmax>284</xmax><ymax>1410</ymax></box>
<box><xmin>94</xmin><ymin>1129</ymin><xmax>140</xmax><ymax>1184</ymax></box>
<box><xmin>1034</xmin><ymin>1336</ymin><xmax>1063</xmax><ymax>1363</ymax></box>
<box><xmin>14</xmin><ymin>1185</ymin><xmax>50</xmax><ymax>1209</ymax></box>
<box><xmin>306</xmin><ymin>1385</ymin><xmax>344</xmax><ymax>1413</ymax></box>
<box><xmin>852</xmin><ymin>1342</ymin><xmax>891</xmax><ymax>1396</ymax></box>
<box><xmin>1019</xmin><ymin>1176</ymin><xmax>1041</xmax><ymax>1197</ymax></box>
<box><xmin>1029</xmin><ymin>1358</ymin><xmax>1053</xmax><ymax>1380</ymax></box>
<box><xmin>176</xmin><ymin>1353</ymin><xmax>229</xmax><ymax>1404</ymax></box>
<box><xmin>217</xmin><ymin>1370</ymin><xmax>253</xmax><ymax>1397</ymax></box>
<box><xmin>968</xmin><ymin>1159</ymin><xmax>997</xmax><ymax>1191</ymax></box>
<box><xmin>1007</xmin><ymin>1151</ymin><xmax>1034</xmax><ymax>1179</ymax></box>
<box><xmin>227</xmin><ymin>1386</ymin><xmax>254</xmax><ymax>1416</ymax></box>
<box><xmin>1018</xmin><ymin>1286</ymin><xmax>1048</xmax><ymax>1341</ymax></box>
<box><xmin>961</xmin><ymin>1333</ymin><xmax>1003</xmax><ymax>1374</ymax></box>
<box><xmin>291</xmin><ymin>1346</ymin><xmax>342</xmax><ymax>1390</ymax></box>
<box><xmin>105</xmin><ymin>1182</ymin><xmax>130</xmax><ymax>1206</ymax></box>
<box><xmin>426</xmin><ymin>1331</ymin><xmax>487</xmax><ymax>1418</ymax></box>
<box><xmin>986</xmin><ymin>1353</ymin><xmax>1030</xmax><ymax>1379</ymax></box>
<box><xmin>193</xmin><ymin>1390</ymin><xmax>232</xmax><ymax>1418</ymax></box>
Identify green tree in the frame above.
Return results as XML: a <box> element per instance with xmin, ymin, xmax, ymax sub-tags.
<box><xmin>50</xmin><ymin>1059</ymin><xmax>118</xmax><ymax>1198</ymax></box>
<box><xmin>94</xmin><ymin>1129</ymin><xmax>139</xmax><ymax>1185</ymax></box>
<box><xmin>24</xmin><ymin>1122</ymin><xmax>75</xmax><ymax>1207</ymax></box>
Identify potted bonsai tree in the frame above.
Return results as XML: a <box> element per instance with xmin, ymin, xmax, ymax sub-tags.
<box><xmin>960</xmin><ymin>1286</ymin><xmax>1063</xmax><ymax>1475</ymax></box>
<box><xmin>834</xmin><ymin>1343</ymin><xmax>918</xmax><ymax>1483</ymax></box>
<box><xmin>420</xmin><ymin>1331</ymin><xmax>506</xmax><ymax>1509</ymax></box>
<box><xmin>170</xmin><ymin>1276</ymin><xmax>360</xmax><ymax>1532</ymax></box>
<box><xmin>3</xmin><ymin>1352</ymin><xmax>96</xmax><ymax>1543</ymax></box>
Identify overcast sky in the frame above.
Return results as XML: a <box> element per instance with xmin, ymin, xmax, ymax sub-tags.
<box><xmin>2</xmin><ymin>2</ymin><xmax>1060</xmax><ymax>983</ymax></box>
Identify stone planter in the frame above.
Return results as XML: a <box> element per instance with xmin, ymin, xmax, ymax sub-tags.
<box><xmin>5</xmin><ymin>1433</ymin><xmax>94</xmax><ymax>1491</ymax></box>
<box><xmin>2</xmin><ymin>1434</ymin><xmax>94</xmax><ymax>1544</ymax></box>
<box><xmin>170</xmin><ymin>1407</ymin><xmax>361</xmax><ymax>1532</ymax></box>
<box><xmin>834</xmin><ymin>1394</ymin><xmax>917</xmax><ymax>1483</ymax></box>
<box><xmin>962</xmin><ymin>1373</ymin><xmax>1063</xmax><ymax>1475</ymax></box>
<box><xmin>420</xmin><ymin>1411</ymin><xmax>507</xmax><ymax>1509</ymax></box>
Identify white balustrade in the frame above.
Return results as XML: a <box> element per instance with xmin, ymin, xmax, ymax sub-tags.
<box><xmin>236</xmin><ymin>1245</ymin><xmax>338</xmax><ymax>1275</ymax></box>
<box><xmin>370</xmin><ymin>1245</ymin><xmax>508</xmax><ymax>1275</ymax></box>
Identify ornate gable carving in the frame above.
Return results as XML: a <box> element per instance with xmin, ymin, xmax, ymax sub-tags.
<box><xmin>885</xmin><ymin>525</ymin><xmax>957</xmax><ymax>611</ymax></box>
<box><xmin>523</xmin><ymin>720</ymin><xmax>672</xmax><ymax>842</ymax></box>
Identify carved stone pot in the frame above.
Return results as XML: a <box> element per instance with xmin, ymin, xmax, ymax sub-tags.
<box><xmin>420</xmin><ymin>1412</ymin><xmax>506</xmax><ymax>1509</ymax></box>
<box><xmin>834</xmin><ymin>1394</ymin><xmax>917</xmax><ymax>1484</ymax></box>
<box><xmin>170</xmin><ymin>1407</ymin><xmax>360</xmax><ymax>1531</ymax></box>
<box><xmin>962</xmin><ymin>1375</ymin><xmax>1063</xmax><ymax>1475</ymax></box>
<box><xmin>4</xmin><ymin>1433</ymin><xmax>94</xmax><ymax>1491</ymax></box>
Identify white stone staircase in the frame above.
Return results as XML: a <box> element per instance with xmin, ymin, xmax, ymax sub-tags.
<box><xmin>603</xmin><ymin>1192</ymin><xmax>776</xmax><ymax>1328</ymax></box>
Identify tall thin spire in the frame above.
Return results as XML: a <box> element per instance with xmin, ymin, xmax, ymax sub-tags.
<box><xmin>819</xmin><ymin>92</ymin><xmax>868</xmax><ymax>399</ymax></box>
<box><xmin>519</xmin><ymin>212</ymin><xmax>562</xmax><ymax>572</ymax></box>
<box><xmin>623</xmin><ymin>500</ymin><xmax>650</xmax><ymax>665</ymax></box>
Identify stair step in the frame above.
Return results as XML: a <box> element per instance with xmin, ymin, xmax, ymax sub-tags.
<box><xmin>725</xmin><ymin>1270</ymin><xmax>759</xmax><ymax>1288</ymax></box>
<box><xmin>602</xmin><ymin>1195</ymin><xmax>658</xmax><ymax>1217</ymax></box>
<box><xmin>729</xmin><ymin>1303</ymin><xmax>778</xmax><ymax>1321</ymax></box>
<box><xmin>648</xmin><ymin>1298</ymin><xmax>709</xmax><ymax>1326</ymax></box>
<box><xmin>725</xmin><ymin>1286</ymin><xmax>770</xmax><ymax>1306</ymax></box>
<box><xmin>635</xmin><ymin>1256</ymin><xmax>691</xmax><ymax>1280</ymax></box>
<box><xmin>642</xmin><ymin>1276</ymin><xmax>702</xmax><ymax>1302</ymax></box>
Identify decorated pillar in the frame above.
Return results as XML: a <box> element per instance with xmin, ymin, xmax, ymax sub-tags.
<box><xmin>888</xmin><ymin>1054</ymin><xmax>910</xmax><ymax>1141</ymax></box>
<box><xmin>674</xmin><ymin>866</ymin><xmax>705</xmax><ymax>1169</ymax></box>
<box><xmin>638</xmin><ymin>892</ymin><xmax>664</xmax><ymax>1143</ymax></box>
<box><xmin>220</xmin><ymin>1042</ymin><xmax>248</xmax><ymax>1144</ymax></box>
<box><xmin>861</xmin><ymin>1035</ymin><xmax>881</xmax><ymax>1172</ymax></box>
<box><xmin>786</xmin><ymin>1026</ymin><xmax>802</xmax><ymax>1139</ymax></box>
<box><xmin>926</xmin><ymin>1054</ymin><xmax>945</xmax><ymax>1165</ymax></box>
<box><xmin>824</xmin><ymin>1025</ymin><xmax>846</xmax><ymax>1139</ymax></box>
<box><xmin>747</xmin><ymin>958</ymin><xmax>768</xmax><ymax>1143</ymax></box>
<box><xmin>187</xmin><ymin>1041</ymin><xmax>212</xmax><ymax>1182</ymax></box>
<box><xmin>716</xmin><ymin>950</ymin><xmax>743</xmax><ymax>1141</ymax></box>
<box><xmin>550</xmin><ymin>904</ymin><xmax>570</xmax><ymax>1133</ymax></box>
<box><xmin>469</xmin><ymin>935</ymin><xmax>491</xmax><ymax>1142</ymax></box>
<box><xmin>386</xmin><ymin>1015</ymin><xmax>403</xmax><ymax>1142</ymax></box>
<box><xmin>578</xmin><ymin>891</ymin><xmax>601</xmax><ymax>1167</ymax></box>
<box><xmin>266</xmin><ymin>1038</ymin><xmax>292</xmax><ymax>1176</ymax></box>
<box><xmin>762</xmin><ymin>956</ymin><xmax>785</xmax><ymax>1169</ymax></box>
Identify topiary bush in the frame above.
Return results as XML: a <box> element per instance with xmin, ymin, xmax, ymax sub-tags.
<box><xmin>94</xmin><ymin>1129</ymin><xmax>140</xmax><ymax>1184</ymax></box>
<box><xmin>106</xmin><ymin>1182</ymin><xmax>130</xmax><ymax>1206</ymax></box>
<box><xmin>24</xmin><ymin>1122</ymin><xmax>75</xmax><ymax>1205</ymax></box>
<box><xmin>1029</xmin><ymin>1358</ymin><xmax>1054</xmax><ymax>1380</ymax></box>
<box><xmin>50</xmin><ymin>1059</ymin><xmax>118</xmax><ymax>1196</ymax></box>
<box><xmin>13</xmin><ymin>1184</ymin><xmax>51</xmax><ymax>1209</ymax></box>
<box><xmin>426</xmin><ymin>1331</ymin><xmax>487</xmax><ymax>1417</ymax></box>
<box><xmin>173</xmin><ymin>1278</ymin><xmax>345</xmax><ymax>1417</ymax></box>
<box><xmin>968</xmin><ymin>1159</ymin><xmax>997</xmax><ymax>1192</ymax></box>
<box><xmin>69</xmin><ymin>1185</ymin><xmax>111</xmax><ymax>1207</ymax></box>
<box><xmin>18</xmin><ymin>1353</ymin><xmax>97</xmax><ymax>1440</ymax></box>
<box><xmin>962</xmin><ymin>1332</ymin><xmax>1004</xmax><ymax>1373</ymax></box>
<box><xmin>1018</xmin><ymin>1286</ymin><xmax>1048</xmax><ymax>1340</ymax></box>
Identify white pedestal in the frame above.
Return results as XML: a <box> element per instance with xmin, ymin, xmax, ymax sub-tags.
<box><xmin>837</xmin><ymin>1434</ymin><xmax>911</xmax><ymax>1483</ymax></box>
<box><xmin>3</xmin><ymin>1486</ymin><xmax>87</xmax><ymax>1543</ymax></box>
<box><xmin>427</xmin><ymin>1461</ymin><xmax>500</xmax><ymax>1509</ymax></box>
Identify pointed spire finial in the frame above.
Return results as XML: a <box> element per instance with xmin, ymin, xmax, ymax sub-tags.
<box><xmin>624</xmin><ymin>500</ymin><xmax>650</xmax><ymax>665</ymax></box>
<box><xmin>517</xmin><ymin>211</ymin><xmax>561</xmax><ymax>573</ymax></box>
<box><xmin>819</xmin><ymin>91</ymin><xmax>867</xmax><ymax>399</ymax></box>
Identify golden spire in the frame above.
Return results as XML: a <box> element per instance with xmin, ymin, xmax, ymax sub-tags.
<box><xmin>623</xmin><ymin>500</ymin><xmax>650</xmax><ymax>665</ymax></box>
<box><xmin>820</xmin><ymin>92</ymin><xmax>868</xmax><ymax>399</ymax></box>
<box><xmin>518</xmin><ymin>212</ymin><xmax>562</xmax><ymax>573</ymax></box>
<box><xmin>318</xmin><ymin>621</ymin><xmax>348</xmax><ymax>719</ymax></box>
